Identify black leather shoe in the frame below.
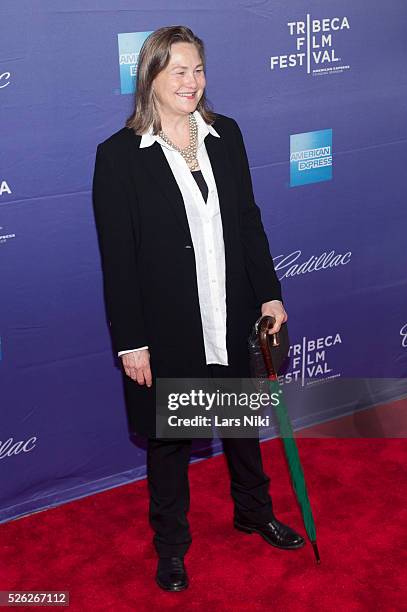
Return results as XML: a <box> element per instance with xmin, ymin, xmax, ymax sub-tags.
<box><xmin>234</xmin><ymin>516</ymin><xmax>305</xmax><ymax>550</ymax></box>
<box><xmin>156</xmin><ymin>556</ymin><xmax>189</xmax><ymax>591</ymax></box>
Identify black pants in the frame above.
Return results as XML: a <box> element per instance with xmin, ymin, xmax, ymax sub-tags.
<box><xmin>146</xmin><ymin>364</ymin><xmax>274</xmax><ymax>558</ymax></box>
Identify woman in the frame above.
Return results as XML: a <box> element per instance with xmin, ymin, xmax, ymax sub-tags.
<box><xmin>92</xmin><ymin>25</ymin><xmax>304</xmax><ymax>592</ymax></box>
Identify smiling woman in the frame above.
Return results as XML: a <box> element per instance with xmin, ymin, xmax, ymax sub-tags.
<box><xmin>92</xmin><ymin>24</ymin><xmax>298</xmax><ymax>594</ymax></box>
<box><xmin>126</xmin><ymin>26</ymin><xmax>216</xmax><ymax>140</ymax></box>
<box><xmin>151</xmin><ymin>43</ymin><xmax>206</xmax><ymax>150</ymax></box>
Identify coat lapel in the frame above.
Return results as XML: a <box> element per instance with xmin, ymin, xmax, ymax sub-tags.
<box><xmin>135</xmin><ymin>140</ymin><xmax>192</xmax><ymax>241</ymax></box>
<box><xmin>130</xmin><ymin>126</ymin><xmax>238</xmax><ymax>244</ymax></box>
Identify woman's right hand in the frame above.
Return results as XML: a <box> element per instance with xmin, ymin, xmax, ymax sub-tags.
<box><xmin>120</xmin><ymin>349</ymin><xmax>152</xmax><ymax>387</ymax></box>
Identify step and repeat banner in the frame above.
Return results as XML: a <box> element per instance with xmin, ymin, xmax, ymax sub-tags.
<box><xmin>1</xmin><ymin>1</ymin><xmax>406</xmax><ymax>522</ymax></box>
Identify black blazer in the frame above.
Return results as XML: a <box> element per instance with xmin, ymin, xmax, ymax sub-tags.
<box><xmin>92</xmin><ymin>112</ymin><xmax>282</xmax><ymax>436</ymax></box>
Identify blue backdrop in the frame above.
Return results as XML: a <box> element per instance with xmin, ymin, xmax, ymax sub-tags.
<box><xmin>1</xmin><ymin>1</ymin><xmax>406</xmax><ymax>523</ymax></box>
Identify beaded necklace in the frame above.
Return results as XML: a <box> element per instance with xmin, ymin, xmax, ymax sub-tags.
<box><xmin>158</xmin><ymin>112</ymin><xmax>199</xmax><ymax>170</ymax></box>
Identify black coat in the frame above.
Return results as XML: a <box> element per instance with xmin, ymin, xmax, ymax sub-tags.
<box><xmin>92</xmin><ymin>112</ymin><xmax>283</xmax><ymax>437</ymax></box>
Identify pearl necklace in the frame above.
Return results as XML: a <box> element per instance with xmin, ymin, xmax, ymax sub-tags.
<box><xmin>158</xmin><ymin>112</ymin><xmax>199</xmax><ymax>170</ymax></box>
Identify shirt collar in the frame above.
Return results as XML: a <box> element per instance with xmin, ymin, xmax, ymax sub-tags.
<box><xmin>139</xmin><ymin>109</ymin><xmax>220</xmax><ymax>149</ymax></box>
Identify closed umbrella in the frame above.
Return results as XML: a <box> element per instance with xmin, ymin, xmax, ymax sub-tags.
<box><xmin>249</xmin><ymin>315</ymin><xmax>321</xmax><ymax>564</ymax></box>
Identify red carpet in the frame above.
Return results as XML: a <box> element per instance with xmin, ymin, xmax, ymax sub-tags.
<box><xmin>0</xmin><ymin>437</ymin><xmax>406</xmax><ymax>611</ymax></box>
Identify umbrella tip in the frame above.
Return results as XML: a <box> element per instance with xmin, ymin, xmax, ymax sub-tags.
<box><xmin>311</xmin><ymin>541</ymin><xmax>321</xmax><ymax>564</ymax></box>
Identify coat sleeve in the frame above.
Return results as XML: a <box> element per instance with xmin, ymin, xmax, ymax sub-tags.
<box><xmin>92</xmin><ymin>143</ymin><xmax>148</xmax><ymax>353</ymax></box>
<box><xmin>230</xmin><ymin>118</ymin><xmax>283</xmax><ymax>306</ymax></box>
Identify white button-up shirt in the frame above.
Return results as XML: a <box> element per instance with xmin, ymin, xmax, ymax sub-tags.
<box><xmin>118</xmin><ymin>110</ymin><xmax>229</xmax><ymax>365</ymax></box>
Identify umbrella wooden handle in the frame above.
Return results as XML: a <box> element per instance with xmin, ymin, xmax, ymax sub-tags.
<box><xmin>257</xmin><ymin>315</ymin><xmax>280</xmax><ymax>379</ymax></box>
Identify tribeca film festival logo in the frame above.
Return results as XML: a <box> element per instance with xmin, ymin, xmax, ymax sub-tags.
<box><xmin>274</xmin><ymin>248</ymin><xmax>351</xmax><ymax>279</ymax></box>
<box><xmin>270</xmin><ymin>16</ymin><xmax>351</xmax><ymax>76</ymax></box>
<box><xmin>117</xmin><ymin>31</ymin><xmax>153</xmax><ymax>94</ymax></box>
<box><xmin>279</xmin><ymin>333</ymin><xmax>342</xmax><ymax>388</ymax></box>
<box><xmin>290</xmin><ymin>128</ymin><xmax>332</xmax><ymax>187</ymax></box>
<box><xmin>0</xmin><ymin>436</ymin><xmax>37</xmax><ymax>460</ymax></box>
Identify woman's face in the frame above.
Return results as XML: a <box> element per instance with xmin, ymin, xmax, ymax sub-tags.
<box><xmin>152</xmin><ymin>42</ymin><xmax>206</xmax><ymax>118</ymax></box>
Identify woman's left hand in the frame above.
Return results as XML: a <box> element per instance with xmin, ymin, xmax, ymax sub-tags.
<box><xmin>261</xmin><ymin>300</ymin><xmax>288</xmax><ymax>334</ymax></box>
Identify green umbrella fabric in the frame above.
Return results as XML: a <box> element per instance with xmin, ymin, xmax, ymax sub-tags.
<box><xmin>254</xmin><ymin>315</ymin><xmax>321</xmax><ymax>564</ymax></box>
